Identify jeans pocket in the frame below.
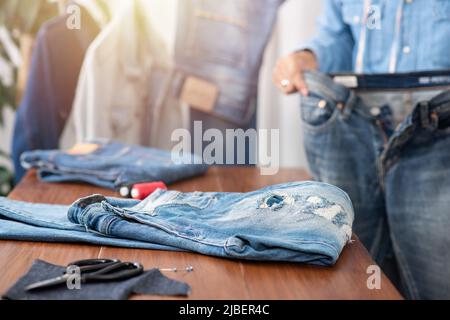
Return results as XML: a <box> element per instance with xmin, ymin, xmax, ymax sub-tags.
<box><xmin>300</xmin><ymin>94</ymin><xmax>339</xmax><ymax>132</ymax></box>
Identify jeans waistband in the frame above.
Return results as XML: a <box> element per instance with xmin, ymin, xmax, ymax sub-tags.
<box><xmin>67</xmin><ymin>194</ymin><xmax>107</xmax><ymax>225</ymax></box>
<box><xmin>381</xmin><ymin>90</ymin><xmax>450</xmax><ymax>172</ymax></box>
<box><xmin>330</xmin><ymin>70</ymin><xmax>450</xmax><ymax>90</ymax></box>
<box><xmin>304</xmin><ymin>70</ymin><xmax>450</xmax><ymax>147</ymax></box>
<box><xmin>305</xmin><ymin>71</ymin><xmax>450</xmax><ymax>119</ymax></box>
<box><xmin>304</xmin><ymin>71</ymin><xmax>350</xmax><ymax>104</ymax></box>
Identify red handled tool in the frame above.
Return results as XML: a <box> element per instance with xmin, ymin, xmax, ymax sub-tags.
<box><xmin>131</xmin><ymin>181</ymin><xmax>167</xmax><ymax>200</ymax></box>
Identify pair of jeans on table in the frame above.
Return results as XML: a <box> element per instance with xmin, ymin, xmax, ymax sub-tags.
<box><xmin>0</xmin><ymin>181</ymin><xmax>354</xmax><ymax>266</ymax></box>
<box><xmin>20</xmin><ymin>140</ymin><xmax>208</xmax><ymax>190</ymax></box>
<box><xmin>300</xmin><ymin>70</ymin><xmax>450</xmax><ymax>299</ymax></box>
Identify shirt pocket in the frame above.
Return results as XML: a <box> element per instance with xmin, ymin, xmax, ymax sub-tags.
<box><xmin>432</xmin><ymin>0</ymin><xmax>450</xmax><ymax>67</ymax></box>
<box><xmin>341</xmin><ymin>0</ymin><xmax>386</xmax><ymax>66</ymax></box>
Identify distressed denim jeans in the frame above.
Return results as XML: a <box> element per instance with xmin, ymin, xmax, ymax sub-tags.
<box><xmin>0</xmin><ymin>181</ymin><xmax>354</xmax><ymax>266</ymax></box>
<box><xmin>20</xmin><ymin>140</ymin><xmax>208</xmax><ymax>189</ymax></box>
<box><xmin>300</xmin><ymin>71</ymin><xmax>450</xmax><ymax>299</ymax></box>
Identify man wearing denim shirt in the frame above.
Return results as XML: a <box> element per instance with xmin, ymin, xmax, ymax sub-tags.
<box><xmin>272</xmin><ymin>0</ymin><xmax>450</xmax><ymax>299</ymax></box>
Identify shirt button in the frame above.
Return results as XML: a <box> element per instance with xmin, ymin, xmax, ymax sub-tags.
<box><xmin>402</xmin><ymin>46</ymin><xmax>411</xmax><ymax>54</ymax></box>
<box><xmin>353</xmin><ymin>15</ymin><xmax>361</xmax><ymax>24</ymax></box>
<box><xmin>405</xmin><ymin>0</ymin><xmax>413</xmax><ymax>3</ymax></box>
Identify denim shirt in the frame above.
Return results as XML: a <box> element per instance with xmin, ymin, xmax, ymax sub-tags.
<box><xmin>300</xmin><ymin>0</ymin><xmax>450</xmax><ymax>73</ymax></box>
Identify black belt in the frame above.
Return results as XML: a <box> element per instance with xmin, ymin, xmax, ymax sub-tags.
<box><xmin>330</xmin><ymin>70</ymin><xmax>450</xmax><ymax>89</ymax></box>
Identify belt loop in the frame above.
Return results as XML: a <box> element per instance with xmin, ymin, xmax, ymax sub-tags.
<box><xmin>341</xmin><ymin>91</ymin><xmax>356</xmax><ymax>119</ymax></box>
<box><xmin>419</xmin><ymin>101</ymin><xmax>430</xmax><ymax>128</ymax></box>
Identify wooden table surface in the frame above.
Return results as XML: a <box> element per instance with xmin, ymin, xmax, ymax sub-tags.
<box><xmin>0</xmin><ymin>167</ymin><xmax>402</xmax><ymax>299</ymax></box>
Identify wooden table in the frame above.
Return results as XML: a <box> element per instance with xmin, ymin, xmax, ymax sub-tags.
<box><xmin>0</xmin><ymin>167</ymin><xmax>402</xmax><ymax>299</ymax></box>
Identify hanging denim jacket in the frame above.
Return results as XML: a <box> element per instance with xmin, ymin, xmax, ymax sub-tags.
<box><xmin>173</xmin><ymin>0</ymin><xmax>284</xmax><ymax>125</ymax></box>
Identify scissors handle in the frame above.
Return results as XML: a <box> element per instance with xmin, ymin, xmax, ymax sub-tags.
<box><xmin>82</xmin><ymin>262</ymin><xmax>144</xmax><ymax>282</ymax></box>
<box><xmin>25</xmin><ymin>259</ymin><xmax>143</xmax><ymax>291</ymax></box>
<box><xmin>68</xmin><ymin>259</ymin><xmax>120</xmax><ymax>273</ymax></box>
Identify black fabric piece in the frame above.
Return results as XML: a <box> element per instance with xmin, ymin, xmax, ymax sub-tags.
<box><xmin>3</xmin><ymin>260</ymin><xmax>190</xmax><ymax>300</ymax></box>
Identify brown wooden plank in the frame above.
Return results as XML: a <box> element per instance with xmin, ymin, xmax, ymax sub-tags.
<box><xmin>9</xmin><ymin>170</ymin><xmax>117</xmax><ymax>204</ymax></box>
<box><xmin>237</xmin><ymin>237</ymin><xmax>401</xmax><ymax>300</ymax></box>
<box><xmin>0</xmin><ymin>168</ymin><xmax>403</xmax><ymax>299</ymax></box>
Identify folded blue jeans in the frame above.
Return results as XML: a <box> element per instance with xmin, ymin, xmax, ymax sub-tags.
<box><xmin>0</xmin><ymin>181</ymin><xmax>354</xmax><ymax>266</ymax></box>
<box><xmin>300</xmin><ymin>71</ymin><xmax>450</xmax><ymax>299</ymax></box>
<box><xmin>20</xmin><ymin>140</ymin><xmax>208</xmax><ymax>189</ymax></box>
<box><xmin>0</xmin><ymin>196</ymin><xmax>178</xmax><ymax>251</ymax></box>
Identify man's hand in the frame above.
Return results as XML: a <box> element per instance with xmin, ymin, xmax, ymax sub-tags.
<box><xmin>272</xmin><ymin>50</ymin><xmax>318</xmax><ymax>96</ymax></box>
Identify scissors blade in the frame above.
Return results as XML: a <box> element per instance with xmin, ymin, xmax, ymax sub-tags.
<box><xmin>25</xmin><ymin>275</ymin><xmax>69</xmax><ymax>291</ymax></box>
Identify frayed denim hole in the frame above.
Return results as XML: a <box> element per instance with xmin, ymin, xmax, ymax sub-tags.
<box><xmin>303</xmin><ymin>195</ymin><xmax>328</xmax><ymax>214</ymax></box>
<box><xmin>331</xmin><ymin>211</ymin><xmax>347</xmax><ymax>227</ymax></box>
<box><xmin>305</xmin><ymin>195</ymin><xmax>349</xmax><ymax>227</ymax></box>
<box><xmin>258</xmin><ymin>194</ymin><xmax>285</xmax><ymax>210</ymax></box>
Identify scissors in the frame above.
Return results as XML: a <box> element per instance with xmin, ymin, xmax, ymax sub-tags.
<box><xmin>25</xmin><ymin>258</ymin><xmax>144</xmax><ymax>291</ymax></box>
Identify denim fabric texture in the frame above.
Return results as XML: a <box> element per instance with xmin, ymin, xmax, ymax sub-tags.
<box><xmin>0</xmin><ymin>181</ymin><xmax>354</xmax><ymax>266</ymax></box>
<box><xmin>299</xmin><ymin>0</ymin><xmax>450</xmax><ymax>73</ymax></box>
<box><xmin>11</xmin><ymin>8</ymin><xmax>101</xmax><ymax>183</ymax></box>
<box><xmin>300</xmin><ymin>70</ymin><xmax>450</xmax><ymax>299</ymax></box>
<box><xmin>0</xmin><ymin>196</ymin><xmax>178</xmax><ymax>251</ymax></box>
<box><xmin>174</xmin><ymin>0</ymin><xmax>284</xmax><ymax>125</ymax></box>
<box><xmin>20</xmin><ymin>140</ymin><xmax>208</xmax><ymax>189</ymax></box>
<box><xmin>67</xmin><ymin>181</ymin><xmax>353</xmax><ymax>266</ymax></box>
